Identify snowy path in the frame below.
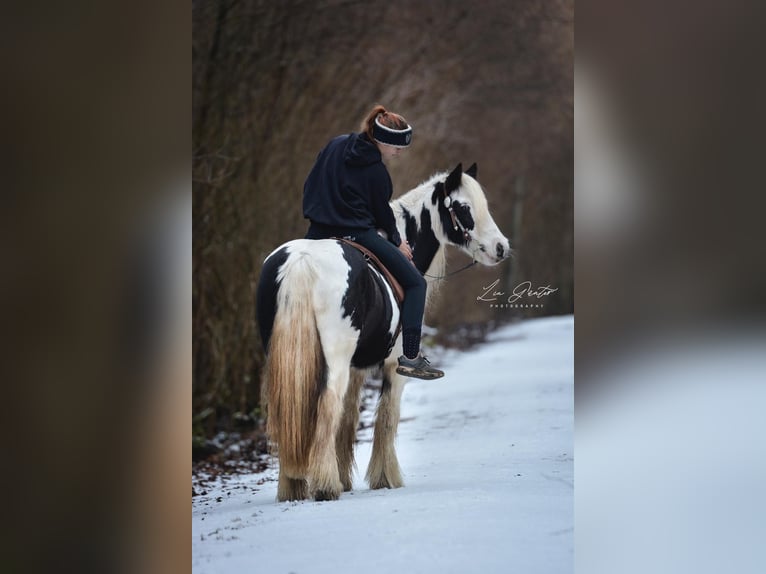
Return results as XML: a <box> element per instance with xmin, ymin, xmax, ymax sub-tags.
<box><xmin>193</xmin><ymin>315</ymin><xmax>573</xmax><ymax>574</ymax></box>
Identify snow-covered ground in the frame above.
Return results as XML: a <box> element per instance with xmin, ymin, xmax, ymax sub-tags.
<box><xmin>193</xmin><ymin>315</ymin><xmax>573</xmax><ymax>574</ymax></box>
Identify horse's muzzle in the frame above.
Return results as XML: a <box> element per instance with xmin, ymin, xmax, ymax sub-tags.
<box><xmin>495</xmin><ymin>239</ymin><xmax>511</xmax><ymax>262</ymax></box>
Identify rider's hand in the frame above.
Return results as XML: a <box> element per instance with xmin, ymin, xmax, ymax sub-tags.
<box><xmin>398</xmin><ymin>240</ymin><xmax>413</xmax><ymax>261</ymax></box>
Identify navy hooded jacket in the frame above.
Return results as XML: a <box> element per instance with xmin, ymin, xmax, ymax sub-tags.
<box><xmin>303</xmin><ymin>132</ymin><xmax>402</xmax><ymax>247</ymax></box>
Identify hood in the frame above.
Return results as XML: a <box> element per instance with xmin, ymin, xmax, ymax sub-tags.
<box><xmin>344</xmin><ymin>133</ymin><xmax>381</xmax><ymax>167</ymax></box>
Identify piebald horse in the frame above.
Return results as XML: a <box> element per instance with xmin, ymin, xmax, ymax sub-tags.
<box><xmin>256</xmin><ymin>163</ymin><xmax>510</xmax><ymax>501</ymax></box>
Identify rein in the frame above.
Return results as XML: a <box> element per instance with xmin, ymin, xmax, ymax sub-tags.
<box><xmin>423</xmin><ymin>242</ymin><xmax>481</xmax><ymax>280</ymax></box>
<box><xmin>423</xmin><ymin>258</ymin><xmax>478</xmax><ymax>281</ymax></box>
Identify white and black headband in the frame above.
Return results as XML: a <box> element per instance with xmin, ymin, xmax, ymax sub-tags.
<box><xmin>372</xmin><ymin>115</ymin><xmax>413</xmax><ymax>148</ymax></box>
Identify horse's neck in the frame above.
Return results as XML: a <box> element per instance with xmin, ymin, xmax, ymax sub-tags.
<box><xmin>422</xmin><ymin>246</ymin><xmax>446</xmax><ymax>307</ymax></box>
<box><xmin>391</xmin><ymin>188</ymin><xmax>447</xmax><ymax>305</ymax></box>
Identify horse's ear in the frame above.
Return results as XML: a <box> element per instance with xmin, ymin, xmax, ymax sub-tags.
<box><xmin>445</xmin><ymin>163</ymin><xmax>463</xmax><ymax>193</ymax></box>
<box><xmin>465</xmin><ymin>162</ymin><xmax>478</xmax><ymax>179</ymax></box>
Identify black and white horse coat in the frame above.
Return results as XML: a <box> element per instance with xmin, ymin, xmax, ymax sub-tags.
<box><xmin>256</xmin><ymin>163</ymin><xmax>510</xmax><ymax>501</ymax></box>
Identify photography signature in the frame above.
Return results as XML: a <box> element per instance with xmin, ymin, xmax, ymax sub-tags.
<box><xmin>477</xmin><ymin>279</ymin><xmax>558</xmax><ymax>304</ymax></box>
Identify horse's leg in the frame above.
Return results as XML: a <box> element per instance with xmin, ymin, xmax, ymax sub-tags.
<box><xmin>307</xmin><ymin>343</ymin><xmax>355</xmax><ymax>501</ymax></box>
<box><xmin>277</xmin><ymin>467</ymin><xmax>308</xmax><ymax>501</ymax></box>
<box><xmin>366</xmin><ymin>363</ymin><xmax>405</xmax><ymax>489</ymax></box>
<box><xmin>307</xmin><ymin>381</ymin><xmax>346</xmax><ymax>500</ymax></box>
<box><xmin>336</xmin><ymin>367</ymin><xmax>365</xmax><ymax>491</ymax></box>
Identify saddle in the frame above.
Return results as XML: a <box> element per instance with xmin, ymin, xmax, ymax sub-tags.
<box><xmin>334</xmin><ymin>238</ymin><xmax>405</xmax><ymax>306</ymax></box>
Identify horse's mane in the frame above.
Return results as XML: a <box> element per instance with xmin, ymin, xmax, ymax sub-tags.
<box><xmin>393</xmin><ymin>171</ymin><xmax>447</xmax><ymax>209</ymax></box>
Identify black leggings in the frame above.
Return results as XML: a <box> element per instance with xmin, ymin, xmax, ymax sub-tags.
<box><xmin>305</xmin><ymin>225</ymin><xmax>426</xmax><ymax>335</ymax></box>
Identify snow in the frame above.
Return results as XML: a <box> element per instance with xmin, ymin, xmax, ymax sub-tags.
<box><xmin>193</xmin><ymin>315</ymin><xmax>573</xmax><ymax>574</ymax></box>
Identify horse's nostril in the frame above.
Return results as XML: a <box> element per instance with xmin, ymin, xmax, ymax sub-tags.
<box><xmin>496</xmin><ymin>243</ymin><xmax>505</xmax><ymax>258</ymax></box>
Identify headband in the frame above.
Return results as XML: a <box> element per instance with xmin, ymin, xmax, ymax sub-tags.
<box><xmin>372</xmin><ymin>115</ymin><xmax>413</xmax><ymax>148</ymax></box>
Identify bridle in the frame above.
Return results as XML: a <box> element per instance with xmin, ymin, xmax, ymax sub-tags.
<box><xmin>422</xmin><ymin>182</ymin><xmax>478</xmax><ymax>280</ymax></box>
<box><xmin>442</xmin><ymin>182</ymin><xmax>471</xmax><ymax>243</ymax></box>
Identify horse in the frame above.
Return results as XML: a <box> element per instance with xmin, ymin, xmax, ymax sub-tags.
<box><xmin>256</xmin><ymin>162</ymin><xmax>510</xmax><ymax>502</ymax></box>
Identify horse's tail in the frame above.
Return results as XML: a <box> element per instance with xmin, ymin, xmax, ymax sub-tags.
<box><xmin>263</xmin><ymin>253</ymin><xmax>324</xmax><ymax>478</ymax></box>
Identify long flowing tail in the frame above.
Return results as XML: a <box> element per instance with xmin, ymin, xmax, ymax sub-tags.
<box><xmin>262</xmin><ymin>255</ymin><xmax>325</xmax><ymax>478</ymax></box>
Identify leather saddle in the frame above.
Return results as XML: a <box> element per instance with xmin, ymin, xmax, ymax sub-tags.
<box><xmin>334</xmin><ymin>238</ymin><xmax>405</xmax><ymax>307</ymax></box>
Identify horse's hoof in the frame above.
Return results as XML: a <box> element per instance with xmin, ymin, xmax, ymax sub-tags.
<box><xmin>277</xmin><ymin>475</ymin><xmax>309</xmax><ymax>501</ymax></box>
<box><xmin>368</xmin><ymin>475</ymin><xmax>404</xmax><ymax>490</ymax></box>
<box><xmin>314</xmin><ymin>489</ymin><xmax>341</xmax><ymax>501</ymax></box>
<box><xmin>277</xmin><ymin>490</ymin><xmax>309</xmax><ymax>502</ymax></box>
<box><xmin>340</xmin><ymin>476</ymin><xmax>354</xmax><ymax>491</ymax></box>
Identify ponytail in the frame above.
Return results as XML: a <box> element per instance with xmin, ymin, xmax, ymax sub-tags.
<box><xmin>360</xmin><ymin>105</ymin><xmax>388</xmax><ymax>140</ymax></box>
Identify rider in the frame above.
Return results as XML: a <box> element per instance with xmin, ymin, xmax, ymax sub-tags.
<box><xmin>302</xmin><ymin>104</ymin><xmax>444</xmax><ymax>380</ymax></box>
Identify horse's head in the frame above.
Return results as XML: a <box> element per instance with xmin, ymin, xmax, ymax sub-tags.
<box><xmin>431</xmin><ymin>163</ymin><xmax>511</xmax><ymax>266</ymax></box>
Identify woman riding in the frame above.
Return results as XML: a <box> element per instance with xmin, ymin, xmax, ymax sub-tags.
<box><xmin>302</xmin><ymin>104</ymin><xmax>444</xmax><ymax>380</ymax></box>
